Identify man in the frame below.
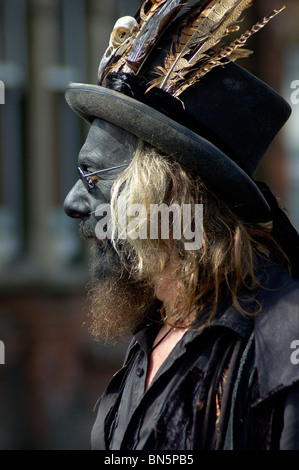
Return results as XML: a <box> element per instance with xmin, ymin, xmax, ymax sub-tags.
<box><xmin>63</xmin><ymin>1</ymin><xmax>299</xmax><ymax>449</ymax></box>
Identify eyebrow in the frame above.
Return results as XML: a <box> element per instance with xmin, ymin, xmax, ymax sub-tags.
<box><xmin>78</xmin><ymin>152</ymin><xmax>104</xmax><ymax>170</ymax></box>
<box><xmin>78</xmin><ymin>148</ymin><xmax>129</xmax><ymax>174</ymax></box>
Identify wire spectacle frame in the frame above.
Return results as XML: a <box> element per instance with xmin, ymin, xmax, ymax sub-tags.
<box><xmin>77</xmin><ymin>163</ymin><xmax>128</xmax><ymax>190</ymax></box>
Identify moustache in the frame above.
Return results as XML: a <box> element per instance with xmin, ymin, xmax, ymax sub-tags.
<box><xmin>78</xmin><ymin>216</ymin><xmax>135</xmax><ymax>273</ymax></box>
<box><xmin>79</xmin><ymin>219</ymin><xmax>97</xmax><ymax>241</ymax></box>
<box><xmin>79</xmin><ymin>219</ymin><xmax>125</xmax><ymax>257</ymax></box>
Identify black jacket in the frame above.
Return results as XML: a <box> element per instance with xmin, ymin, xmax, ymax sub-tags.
<box><xmin>91</xmin><ymin>263</ymin><xmax>299</xmax><ymax>450</ymax></box>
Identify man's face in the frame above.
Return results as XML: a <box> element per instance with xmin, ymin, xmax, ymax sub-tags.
<box><xmin>64</xmin><ymin>118</ymin><xmax>137</xmax><ymax>277</ymax></box>
<box><xmin>64</xmin><ymin>118</ymin><xmax>137</xmax><ymax>228</ymax></box>
<box><xmin>64</xmin><ymin>118</ymin><xmax>156</xmax><ymax>341</ymax></box>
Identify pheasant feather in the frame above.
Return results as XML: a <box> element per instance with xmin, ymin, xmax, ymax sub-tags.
<box><xmin>159</xmin><ymin>0</ymin><xmax>253</xmax><ymax>90</ymax></box>
<box><xmin>173</xmin><ymin>6</ymin><xmax>286</xmax><ymax>96</ymax></box>
<box><xmin>188</xmin><ymin>0</ymin><xmax>253</xmax><ymax>64</ymax></box>
<box><xmin>98</xmin><ymin>0</ymin><xmax>286</xmax><ymax>100</ymax></box>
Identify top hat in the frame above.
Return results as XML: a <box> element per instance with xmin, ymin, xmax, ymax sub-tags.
<box><xmin>65</xmin><ymin>0</ymin><xmax>291</xmax><ymax>222</ymax></box>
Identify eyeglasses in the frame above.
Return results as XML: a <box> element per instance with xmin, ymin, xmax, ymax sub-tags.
<box><xmin>77</xmin><ymin>163</ymin><xmax>128</xmax><ymax>190</ymax></box>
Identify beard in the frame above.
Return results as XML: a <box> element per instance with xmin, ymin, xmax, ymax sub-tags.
<box><xmin>80</xmin><ymin>221</ymin><xmax>158</xmax><ymax>343</ymax></box>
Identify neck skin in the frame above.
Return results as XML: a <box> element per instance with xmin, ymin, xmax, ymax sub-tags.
<box><xmin>145</xmin><ymin>261</ymin><xmax>189</xmax><ymax>391</ymax></box>
<box><xmin>154</xmin><ymin>261</ymin><xmax>179</xmax><ymax>320</ymax></box>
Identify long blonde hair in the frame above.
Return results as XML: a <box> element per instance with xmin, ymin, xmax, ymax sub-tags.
<box><xmin>110</xmin><ymin>142</ymin><xmax>289</xmax><ymax>328</ymax></box>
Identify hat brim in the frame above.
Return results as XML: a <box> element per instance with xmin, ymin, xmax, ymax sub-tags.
<box><xmin>65</xmin><ymin>82</ymin><xmax>271</xmax><ymax>221</ymax></box>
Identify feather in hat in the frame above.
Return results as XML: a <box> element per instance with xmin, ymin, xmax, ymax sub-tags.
<box><xmin>98</xmin><ymin>0</ymin><xmax>286</xmax><ymax>100</ymax></box>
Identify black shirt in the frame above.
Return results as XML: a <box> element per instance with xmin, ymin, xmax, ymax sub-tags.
<box><xmin>108</xmin><ymin>307</ymin><xmax>253</xmax><ymax>450</ymax></box>
<box><xmin>91</xmin><ymin>263</ymin><xmax>299</xmax><ymax>450</ymax></box>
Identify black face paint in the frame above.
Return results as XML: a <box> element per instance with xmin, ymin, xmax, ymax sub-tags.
<box><xmin>64</xmin><ymin>118</ymin><xmax>138</xmax><ymax>218</ymax></box>
<box><xmin>64</xmin><ymin>118</ymin><xmax>139</xmax><ymax>281</ymax></box>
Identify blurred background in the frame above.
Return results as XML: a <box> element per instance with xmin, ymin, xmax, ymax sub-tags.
<box><xmin>0</xmin><ymin>0</ymin><xmax>298</xmax><ymax>450</ymax></box>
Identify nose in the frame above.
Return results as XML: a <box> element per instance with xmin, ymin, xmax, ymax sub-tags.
<box><xmin>63</xmin><ymin>180</ymin><xmax>91</xmax><ymax>218</ymax></box>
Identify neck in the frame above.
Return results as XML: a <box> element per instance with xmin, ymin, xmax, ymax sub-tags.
<box><xmin>154</xmin><ymin>265</ymin><xmax>179</xmax><ymax>320</ymax></box>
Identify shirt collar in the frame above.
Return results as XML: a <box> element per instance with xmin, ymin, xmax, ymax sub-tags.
<box><xmin>133</xmin><ymin>301</ymin><xmax>254</xmax><ymax>357</ymax></box>
<box><xmin>133</xmin><ymin>257</ymin><xmax>269</xmax><ymax>353</ymax></box>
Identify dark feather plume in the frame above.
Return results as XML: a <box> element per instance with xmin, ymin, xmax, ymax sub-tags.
<box><xmin>154</xmin><ymin>0</ymin><xmax>254</xmax><ymax>91</ymax></box>
<box><xmin>172</xmin><ymin>6</ymin><xmax>286</xmax><ymax>96</ymax></box>
<box><xmin>113</xmin><ymin>0</ymin><xmax>189</xmax><ymax>75</ymax></box>
<box><xmin>98</xmin><ymin>0</ymin><xmax>286</xmax><ymax>99</ymax></box>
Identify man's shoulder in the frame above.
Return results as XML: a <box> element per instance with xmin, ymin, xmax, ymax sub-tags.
<box><xmin>261</xmin><ymin>262</ymin><xmax>299</xmax><ymax>300</ymax></box>
<box><xmin>254</xmin><ymin>263</ymin><xmax>299</xmax><ymax>399</ymax></box>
